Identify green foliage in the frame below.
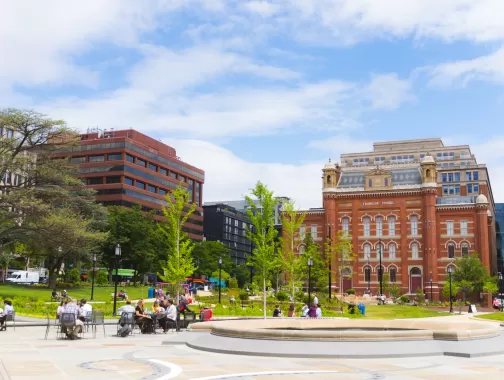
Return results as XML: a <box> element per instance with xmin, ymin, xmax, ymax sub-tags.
<box><xmin>452</xmin><ymin>253</ymin><xmax>492</xmax><ymax>297</ymax></box>
<box><xmin>95</xmin><ymin>270</ymin><xmax>109</xmax><ymax>286</ymax></box>
<box><xmin>326</xmin><ymin>231</ymin><xmax>356</xmax><ymax>297</ymax></box>
<box><xmin>382</xmin><ymin>272</ymin><xmax>390</xmax><ymax>295</ymax></box>
<box><xmin>347</xmin><ymin>288</ymin><xmax>355</xmax><ymax>295</ymax></box>
<box><xmin>276</xmin><ymin>290</ymin><xmax>289</xmax><ymax>301</ymax></box>
<box><xmin>68</xmin><ymin>268</ymin><xmax>81</xmax><ymax>285</ymax></box>
<box><xmin>400</xmin><ymin>295</ymin><xmax>410</xmax><ymax>304</ymax></box>
<box><xmin>238</xmin><ymin>290</ymin><xmax>249</xmax><ymax>301</ymax></box>
<box><xmin>212</xmin><ymin>269</ymin><xmax>230</xmax><ymax>282</ymax></box>
<box><xmin>415</xmin><ymin>288</ymin><xmax>425</xmax><ymax>303</ymax></box>
<box><xmin>245</xmin><ymin>181</ymin><xmax>279</xmax><ymax>318</ymax></box>
<box><xmin>158</xmin><ymin>185</ymin><xmax>196</xmax><ymax>302</ymax></box>
<box><xmin>192</xmin><ymin>241</ymin><xmax>231</xmax><ymax>277</ymax></box>
<box><xmin>228</xmin><ymin>277</ymin><xmax>239</xmax><ymax>289</ymax></box>
<box><xmin>483</xmin><ymin>278</ymin><xmax>498</xmax><ymax>295</ymax></box>
<box><xmin>299</xmin><ymin>234</ymin><xmax>327</xmax><ymax>291</ymax></box>
<box><xmin>279</xmin><ymin>199</ymin><xmax>306</xmax><ymax>299</ymax></box>
<box><xmin>389</xmin><ymin>283</ymin><xmax>401</xmax><ymax>298</ymax></box>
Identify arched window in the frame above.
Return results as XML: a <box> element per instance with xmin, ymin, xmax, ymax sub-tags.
<box><xmin>426</xmin><ymin>169</ymin><xmax>431</xmax><ymax>178</ymax></box>
<box><xmin>376</xmin><ymin>242</ymin><xmax>384</xmax><ymax>259</ymax></box>
<box><xmin>364</xmin><ymin>267</ymin><xmax>371</xmax><ymax>282</ymax></box>
<box><xmin>411</xmin><ymin>267</ymin><xmax>421</xmax><ymax>275</ymax></box>
<box><xmin>342</xmin><ymin>217</ymin><xmax>349</xmax><ymax>235</ymax></box>
<box><xmin>390</xmin><ymin>267</ymin><xmax>397</xmax><ymax>282</ymax></box>
<box><xmin>461</xmin><ymin>243</ymin><xmax>469</xmax><ymax>256</ymax></box>
<box><xmin>410</xmin><ymin>215</ymin><xmax>418</xmax><ymax>235</ymax></box>
<box><xmin>389</xmin><ymin>244</ymin><xmax>396</xmax><ymax>259</ymax></box>
<box><xmin>327</xmin><ymin>175</ymin><xmax>332</xmax><ymax>184</ymax></box>
<box><xmin>376</xmin><ymin>216</ymin><xmax>383</xmax><ymax>237</ymax></box>
<box><xmin>448</xmin><ymin>243</ymin><xmax>455</xmax><ymax>258</ymax></box>
<box><xmin>377</xmin><ymin>266</ymin><xmax>384</xmax><ymax>283</ymax></box>
<box><xmin>388</xmin><ymin>216</ymin><xmax>395</xmax><ymax>236</ymax></box>
<box><xmin>411</xmin><ymin>243</ymin><xmax>419</xmax><ymax>259</ymax></box>
<box><xmin>368</xmin><ymin>178</ymin><xmax>372</xmax><ymax>187</ymax></box>
<box><xmin>299</xmin><ymin>246</ymin><xmax>305</xmax><ymax>255</ymax></box>
<box><xmin>364</xmin><ymin>244</ymin><xmax>371</xmax><ymax>260</ymax></box>
<box><xmin>363</xmin><ymin>217</ymin><xmax>371</xmax><ymax>237</ymax></box>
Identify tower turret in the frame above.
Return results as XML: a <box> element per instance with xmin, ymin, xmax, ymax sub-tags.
<box><xmin>322</xmin><ymin>158</ymin><xmax>341</xmax><ymax>189</ymax></box>
<box><xmin>420</xmin><ymin>152</ymin><xmax>437</xmax><ymax>185</ymax></box>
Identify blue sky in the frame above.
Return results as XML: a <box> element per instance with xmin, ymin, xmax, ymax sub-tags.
<box><xmin>2</xmin><ymin>0</ymin><xmax>504</xmax><ymax>208</ymax></box>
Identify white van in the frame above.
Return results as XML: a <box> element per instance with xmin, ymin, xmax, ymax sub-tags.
<box><xmin>6</xmin><ymin>271</ymin><xmax>40</xmax><ymax>284</ymax></box>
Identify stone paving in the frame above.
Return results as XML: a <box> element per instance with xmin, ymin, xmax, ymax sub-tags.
<box><xmin>0</xmin><ymin>315</ymin><xmax>504</xmax><ymax>379</ymax></box>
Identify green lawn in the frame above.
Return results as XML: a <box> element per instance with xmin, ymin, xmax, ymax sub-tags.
<box><xmin>0</xmin><ymin>283</ymin><xmax>149</xmax><ymax>302</ymax></box>
<box><xmin>474</xmin><ymin>313</ymin><xmax>504</xmax><ymax>322</ymax></box>
<box><xmin>364</xmin><ymin>305</ymin><xmax>452</xmax><ymax>319</ymax></box>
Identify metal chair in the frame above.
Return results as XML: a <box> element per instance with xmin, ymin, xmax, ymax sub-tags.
<box><xmin>58</xmin><ymin>312</ymin><xmax>80</xmax><ymax>339</ymax></box>
<box><xmin>93</xmin><ymin>311</ymin><xmax>105</xmax><ymax>338</ymax></box>
<box><xmin>117</xmin><ymin>312</ymin><xmax>135</xmax><ymax>337</ymax></box>
<box><xmin>165</xmin><ymin>318</ymin><xmax>178</xmax><ymax>333</ymax></box>
<box><xmin>83</xmin><ymin>311</ymin><xmax>93</xmax><ymax>332</ymax></box>
<box><xmin>155</xmin><ymin>312</ymin><xmax>167</xmax><ymax>332</ymax></box>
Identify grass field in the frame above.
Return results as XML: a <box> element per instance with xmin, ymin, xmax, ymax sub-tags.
<box><xmin>363</xmin><ymin>305</ymin><xmax>451</xmax><ymax>319</ymax></box>
<box><xmin>0</xmin><ymin>283</ymin><xmax>149</xmax><ymax>302</ymax></box>
<box><xmin>474</xmin><ymin>312</ymin><xmax>504</xmax><ymax>321</ymax></box>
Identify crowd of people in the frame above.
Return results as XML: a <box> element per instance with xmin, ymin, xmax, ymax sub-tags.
<box><xmin>273</xmin><ymin>293</ymin><xmax>323</xmax><ymax>319</ymax></box>
<box><xmin>56</xmin><ymin>298</ymin><xmax>93</xmax><ymax>339</ymax></box>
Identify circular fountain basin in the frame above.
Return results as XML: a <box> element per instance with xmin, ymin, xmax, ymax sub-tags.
<box><xmin>191</xmin><ymin>318</ymin><xmax>499</xmax><ymax>341</ymax></box>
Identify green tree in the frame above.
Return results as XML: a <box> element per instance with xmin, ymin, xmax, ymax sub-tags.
<box><xmin>191</xmin><ymin>241</ymin><xmax>232</xmax><ymax>277</ymax></box>
<box><xmin>245</xmin><ymin>181</ymin><xmax>278</xmax><ymax>319</ymax></box>
<box><xmin>299</xmin><ymin>234</ymin><xmax>328</xmax><ymax>293</ymax></box>
<box><xmin>382</xmin><ymin>272</ymin><xmax>391</xmax><ymax>295</ymax></box>
<box><xmin>95</xmin><ymin>270</ymin><xmax>109</xmax><ymax>286</ymax></box>
<box><xmin>326</xmin><ymin>231</ymin><xmax>355</xmax><ymax>303</ymax></box>
<box><xmin>158</xmin><ymin>185</ymin><xmax>196</xmax><ymax>303</ymax></box>
<box><xmin>229</xmin><ymin>277</ymin><xmax>239</xmax><ymax>289</ymax></box>
<box><xmin>211</xmin><ymin>269</ymin><xmax>230</xmax><ymax>282</ymax></box>
<box><xmin>279</xmin><ymin>199</ymin><xmax>306</xmax><ymax>300</ymax></box>
<box><xmin>452</xmin><ymin>253</ymin><xmax>492</xmax><ymax>298</ymax></box>
<box><xmin>68</xmin><ymin>268</ymin><xmax>81</xmax><ymax>285</ymax></box>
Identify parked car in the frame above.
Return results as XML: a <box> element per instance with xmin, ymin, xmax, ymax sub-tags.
<box><xmin>6</xmin><ymin>271</ymin><xmax>40</xmax><ymax>284</ymax></box>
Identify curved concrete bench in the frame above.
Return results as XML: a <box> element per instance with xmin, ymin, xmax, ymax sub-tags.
<box><xmin>191</xmin><ymin>318</ymin><xmax>499</xmax><ymax>341</ymax></box>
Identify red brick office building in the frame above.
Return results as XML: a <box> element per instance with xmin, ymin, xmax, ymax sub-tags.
<box><xmin>297</xmin><ymin>139</ymin><xmax>496</xmax><ymax>301</ymax></box>
<box><xmin>55</xmin><ymin>129</ymin><xmax>205</xmax><ymax>240</ymax></box>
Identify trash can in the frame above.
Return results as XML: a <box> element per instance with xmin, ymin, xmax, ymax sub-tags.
<box><xmin>358</xmin><ymin>302</ymin><xmax>366</xmax><ymax>316</ymax></box>
<box><xmin>148</xmin><ymin>287</ymin><xmax>154</xmax><ymax>299</ymax></box>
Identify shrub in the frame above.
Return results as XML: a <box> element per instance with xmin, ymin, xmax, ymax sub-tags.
<box><xmin>389</xmin><ymin>284</ymin><xmax>401</xmax><ymax>298</ymax></box>
<box><xmin>239</xmin><ymin>290</ymin><xmax>249</xmax><ymax>301</ymax></box>
<box><xmin>400</xmin><ymin>295</ymin><xmax>410</xmax><ymax>304</ymax></box>
<box><xmin>347</xmin><ymin>289</ymin><xmax>355</xmax><ymax>295</ymax></box>
<box><xmin>228</xmin><ymin>277</ymin><xmax>239</xmax><ymax>289</ymax></box>
<box><xmin>95</xmin><ymin>270</ymin><xmax>109</xmax><ymax>286</ymax></box>
<box><xmin>276</xmin><ymin>291</ymin><xmax>289</xmax><ymax>302</ymax></box>
<box><xmin>68</xmin><ymin>268</ymin><xmax>81</xmax><ymax>285</ymax></box>
<box><xmin>295</xmin><ymin>290</ymin><xmax>305</xmax><ymax>302</ymax></box>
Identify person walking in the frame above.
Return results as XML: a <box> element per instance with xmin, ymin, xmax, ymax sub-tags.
<box><xmin>288</xmin><ymin>303</ymin><xmax>296</xmax><ymax>317</ymax></box>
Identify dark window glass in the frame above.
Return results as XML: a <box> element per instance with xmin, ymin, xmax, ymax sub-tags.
<box><xmin>461</xmin><ymin>244</ymin><xmax>469</xmax><ymax>256</ymax></box>
<box><xmin>148</xmin><ymin>163</ymin><xmax>157</xmax><ymax>171</ymax></box>
<box><xmin>160</xmin><ymin>167</ymin><xmax>168</xmax><ymax>176</ymax></box>
<box><xmin>106</xmin><ymin>176</ymin><xmax>121</xmax><ymax>184</ymax></box>
<box><xmin>148</xmin><ymin>184</ymin><xmax>156</xmax><ymax>193</ymax></box>
<box><xmin>170</xmin><ymin>172</ymin><xmax>177</xmax><ymax>179</ymax></box>
<box><xmin>159</xmin><ymin>188</ymin><xmax>167</xmax><ymax>195</ymax></box>
<box><xmin>107</xmin><ymin>153</ymin><xmax>122</xmax><ymax>161</ymax></box>
<box><xmin>179</xmin><ymin>175</ymin><xmax>186</xmax><ymax>182</ymax></box>
<box><xmin>71</xmin><ymin>156</ymin><xmax>86</xmax><ymax>164</ymax></box>
<box><xmin>126</xmin><ymin>154</ymin><xmax>134</xmax><ymax>163</ymax></box>
<box><xmin>136</xmin><ymin>158</ymin><xmax>146</xmax><ymax>167</ymax></box>
<box><xmin>448</xmin><ymin>244</ymin><xmax>455</xmax><ymax>258</ymax></box>
<box><xmin>390</xmin><ymin>268</ymin><xmax>397</xmax><ymax>282</ymax></box>
<box><xmin>364</xmin><ymin>268</ymin><xmax>370</xmax><ymax>282</ymax></box>
<box><xmin>124</xmin><ymin>177</ymin><xmax>134</xmax><ymax>186</ymax></box>
<box><xmin>88</xmin><ymin>155</ymin><xmax>105</xmax><ymax>162</ymax></box>
<box><xmin>135</xmin><ymin>181</ymin><xmax>145</xmax><ymax>189</ymax></box>
<box><xmin>87</xmin><ymin>177</ymin><xmax>103</xmax><ymax>185</ymax></box>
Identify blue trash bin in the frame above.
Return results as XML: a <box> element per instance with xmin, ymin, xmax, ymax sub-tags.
<box><xmin>358</xmin><ymin>302</ymin><xmax>366</xmax><ymax>316</ymax></box>
<box><xmin>148</xmin><ymin>287</ymin><xmax>154</xmax><ymax>298</ymax></box>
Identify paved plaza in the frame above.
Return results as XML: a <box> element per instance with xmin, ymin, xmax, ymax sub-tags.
<box><xmin>1</xmin><ymin>317</ymin><xmax>504</xmax><ymax>380</ymax></box>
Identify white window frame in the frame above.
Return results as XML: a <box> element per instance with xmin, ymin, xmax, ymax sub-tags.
<box><xmin>411</xmin><ymin>215</ymin><xmax>418</xmax><ymax>236</ymax></box>
<box><xmin>411</xmin><ymin>243</ymin><xmax>419</xmax><ymax>259</ymax></box>
<box><xmin>342</xmin><ymin>218</ymin><xmax>349</xmax><ymax>236</ymax></box>
<box><xmin>363</xmin><ymin>217</ymin><xmax>370</xmax><ymax>237</ymax></box>
<box><xmin>388</xmin><ymin>216</ymin><xmax>395</xmax><ymax>236</ymax></box>
<box><xmin>447</xmin><ymin>221</ymin><xmax>454</xmax><ymax>236</ymax></box>
<box><xmin>311</xmin><ymin>224</ymin><xmax>317</xmax><ymax>239</ymax></box>
<box><xmin>376</xmin><ymin>243</ymin><xmax>384</xmax><ymax>259</ymax></box>
<box><xmin>376</xmin><ymin>216</ymin><xmax>383</xmax><ymax>237</ymax></box>
<box><xmin>460</xmin><ymin>220</ymin><xmax>468</xmax><ymax>236</ymax></box>
<box><xmin>389</xmin><ymin>244</ymin><xmax>396</xmax><ymax>259</ymax></box>
<box><xmin>299</xmin><ymin>226</ymin><xmax>306</xmax><ymax>240</ymax></box>
<box><xmin>364</xmin><ymin>244</ymin><xmax>371</xmax><ymax>260</ymax></box>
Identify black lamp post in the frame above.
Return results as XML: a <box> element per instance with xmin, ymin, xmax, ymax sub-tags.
<box><xmin>112</xmin><ymin>244</ymin><xmax>121</xmax><ymax>316</ymax></box>
<box><xmin>429</xmin><ymin>274</ymin><xmax>433</xmax><ymax>303</ymax></box>
<box><xmin>90</xmin><ymin>253</ymin><xmax>97</xmax><ymax>301</ymax></box>
<box><xmin>218</xmin><ymin>257</ymin><xmax>222</xmax><ymax>304</ymax></box>
<box><xmin>378</xmin><ymin>239</ymin><xmax>383</xmax><ymax>296</ymax></box>
<box><xmin>448</xmin><ymin>265</ymin><xmax>453</xmax><ymax>313</ymax></box>
<box><xmin>366</xmin><ymin>254</ymin><xmax>371</xmax><ymax>294</ymax></box>
<box><xmin>308</xmin><ymin>257</ymin><xmax>313</xmax><ymax>306</ymax></box>
<box><xmin>499</xmin><ymin>272</ymin><xmax>503</xmax><ymax>312</ymax></box>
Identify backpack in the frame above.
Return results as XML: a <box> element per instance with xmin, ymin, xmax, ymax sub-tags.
<box><xmin>118</xmin><ymin>325</ymin><xmax>131</xmax><ymax>337</ymax></box>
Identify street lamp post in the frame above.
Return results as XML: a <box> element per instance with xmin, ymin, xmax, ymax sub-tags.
<box><xmin>378</xmin><ymin>239</ymin><xmax>383</xmax><ymax>296</ymax></box>
<box><xmin>218</xmin><ymin>257</ymin><xmax>222</xmax><ymax>304</ymax></box>
<box><xmin>90</xmin><ymin>253</ymin><xmax>97</xmax><ymax>301</ymax></box>
<box><xmin>112</xmin><ymin>244</ymin><xmax>121</xmax><ymax>316</ymax></box>
<box><xmin>448</xmin><ymin>266</ymin><xmax>453</xmax><ymax>313</ymax></box>
<box><xmin>499</xmin><ymin>272</ymin><xmax>503</xmax><ymax>312</ymax></box>
<box><xmin>367</xmin><ymin>255</ymin><xmax>371</xmax><ymax>294</ymax></box>
<box><xmin>429</xmin><ymin>274</ymin><xmax>433</xmax><ymax>303</ymax></box>
<box><xmin>247</xmin><ymin>263</ymin><xmax>253</xmax><ymax>285</ymax></box>
<box><xmin>308</xmin><ymin>257</ymin><xmax>313</xmax><ymax>306</ymax></box>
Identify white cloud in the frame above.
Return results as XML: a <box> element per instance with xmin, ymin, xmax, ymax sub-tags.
<box><xmin>166</xmin><ymin>138</ymin><xmax>323</xmax><ymax>209</ymax></box>
<box><xmin>308</xmin><ymin>135</ymin><xmax>374</xmax><ymax>156</ymax></box>
<box><xmin>244</xmin><ymin>1</ymin><xmax>280</xmax><ymax>17</ymax></box>
<box><xmin>426</xmin><ymin>46</ymin><xmax>504</xmax><ymax>87</ymax></box>
<box><xmin>364</xmin><ymin>73</ymin><xmax>414</xmax><ymax>110</ymax></box>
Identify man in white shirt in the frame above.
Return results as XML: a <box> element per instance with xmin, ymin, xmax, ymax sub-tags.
<box><xmin>118</xmin><ymin>299</ymin><xmax>136</xmax><ymax>315</ymax></box>
<box><xmin>62</xmin><ymin>300</ymin><xmax>83</xmax><ymax>339</ymax></box>
<box><xmin>315</xmin><ymin>304</ymin><xmax>322</xmax><ymax>318</ymax></box>
<box><xmin>313</xmin><ymin>293</ymin><xmax>319</xmax><ymax>306</ymax></box>
<box><xmin>79</xmin><ymin>299</ymin><xmax>92</xmax><ymax>322</ymax></box>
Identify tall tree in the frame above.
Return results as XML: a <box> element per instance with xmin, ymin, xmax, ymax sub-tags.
<box><xmin>158</xmin><ymin>185</ymin><xmax>196</xmax><ymax>303</ymax></box>
<box><xmin>450</xmin><ymin>253</ymin><xmax>496</xmax><ymax>301</ymax></box>
<box><xmin>192</xmin><ymin>240</ymin><xmax>232</xmax><ymax>278</ymax></box>
<box><xmin>280</xmin><ymin>200</ymin><xmax>306</xmax><ymax>299</ymax></box>
<box><xmin>299</xmin><ymin>234</ymin><xmax>327</xmax><ymax>292</ymax></box>
<box><xmin>245</xmin><ymin>181</ymin><xmax>278</xmax><ymax>319</ymax></box>
<box><xmin>326</xmin><ymin>231</ymin><xmax>355</xmax><ymax>305</ymax></box>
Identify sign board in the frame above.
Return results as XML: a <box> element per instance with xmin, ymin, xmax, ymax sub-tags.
<box><xmin>361</xmin><ymin>201</ymin><xmax>397</xmax><ymax>207</ymax></box>
<box><xmin>468</xmin><ymin>304</ymin><xmax>477</xmax><ymax>313</ymax></box>
<box><xmin>117</xmin><ymin>269</ymin><xmax>135</xmax><ymax>277</ymax></box>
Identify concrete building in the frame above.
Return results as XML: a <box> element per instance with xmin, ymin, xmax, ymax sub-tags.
<box><xmin>297</xmin><ymin>138</ymin><xmax>496</xmax><ymax>301</ymax></box>
<box><xmin>55</xmin><ymin>128</ymin><xmax>205</xmax><ymax>240</ymax></box>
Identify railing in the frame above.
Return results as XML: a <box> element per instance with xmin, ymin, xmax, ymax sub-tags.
<box><xmin>436</xmin><ymin>196</ymin><xmax>476</xmax><ymax>205</ymax></box>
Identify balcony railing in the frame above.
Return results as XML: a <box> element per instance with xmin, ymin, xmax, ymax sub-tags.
<box><xmin>436</xmin><ymin>196</ymin><xmax>476</xmax><ymax>205</ymax></box>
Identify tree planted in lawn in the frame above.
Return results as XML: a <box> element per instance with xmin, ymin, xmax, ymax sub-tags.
<box><xmin>158</xmin><ymin>185</ymin><xmax>196</xmax><ymax>303</ymax></box>
<box><xmin>245</xmin><ymin>181</ymin><xmax>278</xmax><ymax>319</ymax></box>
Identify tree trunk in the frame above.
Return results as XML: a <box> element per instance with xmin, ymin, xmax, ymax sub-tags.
<box><xmin>176</xmin><ymin>280</ymin><xmax>180</xmax><ymax>305</ymax></box>
<box><xmin>48</xmin><ymin>258</ymin><xmax>63</xmax><ymax>289</ymax></box>
<box><xmin>263</xmin><ymin>274</ymin><xmax>267</xmax><ymax>319</ymax></box>
<box><xmin>108</xmin><ymin>269</ymin><xmax>113</xmax><ymax>286</ymax></box>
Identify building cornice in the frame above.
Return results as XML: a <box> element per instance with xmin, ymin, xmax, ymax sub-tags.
<box><xmin>435</xmin><ymin>205</ymin><xmax>476</xmax><ymax>211</ymax></box>
<box><xmin>324</xmin><ymin>189</ymin><xmax>423</xmax><ymax>199</ymax></box>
